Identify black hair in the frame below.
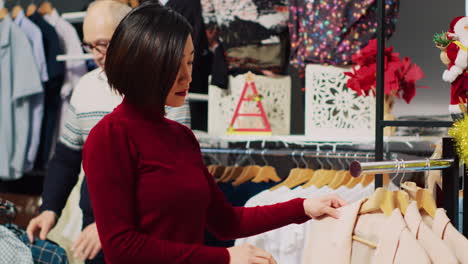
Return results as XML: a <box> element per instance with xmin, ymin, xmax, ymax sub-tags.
<box><xmin>105</xmin><ymin>2</ymin><xmax>193</xmax><ymax>115</ymax></box>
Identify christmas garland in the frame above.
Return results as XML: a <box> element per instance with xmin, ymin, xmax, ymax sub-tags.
<box><xmin>448</xmin><ymin>102</ymin><xmax>468</xmax><ymax>166</ymax></box>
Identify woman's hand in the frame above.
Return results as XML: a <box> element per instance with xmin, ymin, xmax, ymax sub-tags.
<box><xmin>71</xmin><ymin>222</ymin><xmax>102</xmax><ymax>260</ymax></box>
<box><xmin>304</xmin><ymin>194</ymin><xmax>348</xmax><ymax>219</ymax></box>
<box><xmin>228</xmin><ymin>244</ymin><xmax>277</xmax><ymax>264</ymax></box>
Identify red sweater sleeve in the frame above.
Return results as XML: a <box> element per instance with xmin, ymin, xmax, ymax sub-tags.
<box><xmin>205</xmin><ymin>167</ymin><xmax>310</xmax><ymax>240</ymax></box>
<box><xmin>181</xmin><ymin>126</ymin><xmax>311</xmax><ymax>241</ymax></box>
<box><xmin>83</xmin><ymin>121</ymin><xmax>229</xmax><ymax>264</ymax></box>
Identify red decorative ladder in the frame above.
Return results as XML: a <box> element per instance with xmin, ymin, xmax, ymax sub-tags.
<box><xmin>227</xmin><ymin>72</ymin><xmax>272</xmax><ymax>135</ymax></box>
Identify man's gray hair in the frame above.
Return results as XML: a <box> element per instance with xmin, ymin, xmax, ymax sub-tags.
<box><xmin>87</xmin><ymin>0</ymin><xmax>132</xmax><ymax>27</ymax></box>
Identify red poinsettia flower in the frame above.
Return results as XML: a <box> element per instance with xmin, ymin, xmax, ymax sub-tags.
<box><xmin>345</xmin><ymin>39</ymin><xmax>425</xmax><ymax>104</ymax></box>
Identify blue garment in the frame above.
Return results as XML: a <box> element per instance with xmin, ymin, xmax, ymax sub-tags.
<box><xmin>204</xmin><ymin>180</ymin><xmax>277</xmax><ymax>247</ymax></box>
<box><xmin>13</xmin><ymin>10</ymin><xmax>47</xmax><ymax>171</ymax></box>
<box><xmin>28</xmin><ymin>11</ymin><xmax>65</xmax><ymax>170</ymax></box>
<box><xmin>5</xmin><ymin>224</ymin><xmax>69</xmax><ymax>264</ymax></box>
<box><xmin>14</xmin><ymin>10</ymin><xmax>48</xmax><ymax>82</ymax></box>
<box><xmin>0</xmin><ymin>15</ymin><xmax>43</xmax><ymax>180</ymax></box>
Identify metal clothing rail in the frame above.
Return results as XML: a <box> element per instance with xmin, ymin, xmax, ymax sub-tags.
<box><xmin>201</xmin><ymin>148</ymin><xmax>374</xmax><ymax>159</ymax></box>
<box><xmin>349</xmin><ymin>159</ymin><xmax>454</xmax><ymax>177</ymax></box>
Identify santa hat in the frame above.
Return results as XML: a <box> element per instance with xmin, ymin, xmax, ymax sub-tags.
<box><xmin>449</xmin><ymin>16</ymin><xmax>465</xmax><ymax>33</ymax></box>
<box><xmin>445</xmin><ymin>16</ymin><xmax>468</xmax><ymax>115</ymax></box>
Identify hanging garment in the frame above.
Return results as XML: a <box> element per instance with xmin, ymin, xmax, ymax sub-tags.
<box><xmin>301</xmin><ymin>199</ymin><xmax>430</xmax><ymax>264</ymax></box>
<box><xmin>0</xmin><ymin>225</ymin><xmax>33</xmax><ymax>264</ymax></box>
<box><xmin>204</xmin><ymin>180</ymin><xmax>277</xmax><ymax>247</ymax></box>
<box><xmin>167</xmin><ymin>0</ymin><xmax>211</xmax><ymax>94</ymax></box>
<box><xmin>0</xmin><ymin>15</ymin><xmax>43</xmax><ymax>180</ymax></box>
<box><xmin>236</xmin><ymin>183</ymin><xmax>377</xmax><ymax>263</ymax></box>
<box><xmin>403</xmin><ymin>202</ymin><xmax>458</xmax><ymax>264</ymax></box>
<box><xmin>13</xmin><ymin>10</ymin><xmax>48</xmax><ymax>82</ymax></box>
<box><xmin>5</xmin><ymin>223</ymin><xmax>69</xmax><ymax>264</ymax></box>
<box><xmin>288</xmin><ymin>0</ymin><xmax>400</xmax><ymax>68</ymax></box>
<box><xmin>43</xmin><ymin>8</ymin><xmax>87</xmax><ymax>100</ymax></box>
<box><xmin>423</xmin><ymin>208</ymin><xmax>468</xmax><ymax>263</ymax></box>
<box><xmin>13</xmin><ymin>10</ymin><xmax>46</xmax><ymax>172</ymax></box>
<box><xmin>28</xmin><ymin>11</ymin><xmax>65</xmax><ymax>170</ymax></box>
<box><xmin>201</xmin><ymin>0</ymin><xmax>289</xmax><ymax>77</ymax></box>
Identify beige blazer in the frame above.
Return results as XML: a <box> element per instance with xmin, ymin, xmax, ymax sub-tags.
<box><xmin>301</xmin><ymin>199</ymin><xmax>430</xmax><ymax>264</ymax></box>
<box><xmin>404</xmin><ymin>202</ymin><xmax>458</xmax><ymax>264</ymax></box>
<box><xmin>423</xmin><ymin>209</ymin><xmax>468</xmax><ymax>263</ymax></box>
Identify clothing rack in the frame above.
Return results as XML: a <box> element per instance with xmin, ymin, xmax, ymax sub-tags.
<box><xmin>349</xmin><ymin>159</ymin><xmax>454</xmax><ymax>177</ymax></box>
<box><xmin>201</xmin><ymin>148</ymin><xmax>374</xmax><ymax>160</ymax></box>
<box><xmin>373</xmin><ymin>0</ymin><xmax>453</xmax><ymax>189</ymax></box>
<box><xmin>350</xmin><ymin>138</ymin><xmax>466</xmax><ymax>237</ymax></box>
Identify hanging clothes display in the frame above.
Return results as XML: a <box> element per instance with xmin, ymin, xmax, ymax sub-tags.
<box><xmin>288</xmin><ymin>0</ymin><xmax>400</xmax><ymax>68</ymax></box>
<box><xmin>13</xmin><ymin>10</ymin><xmax>47</xmax><ymax>172</ymax></box>
<box><xmin>28</xmin><ymin>11</ymin><xmax>65</xmax><ymax>171</ymax></box>
<box><xmin>201</xmin><ymin>0</ymin><xmax>289</xmax><ymax>88</ymax></box>
<box><xmin>0</xmin><ymin>15</ymin><xmax>43</xmax><ymax>180</ymax></box>
<box><xmin>301</xmin><ymin>199</ymin><xmax>431</xmax><ymax>264</ymax></box>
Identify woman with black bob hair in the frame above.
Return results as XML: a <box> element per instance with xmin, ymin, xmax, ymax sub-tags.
<box><xmin>83</xmin><ymin>2</ymin><xmax>347</xmax><ymax>264</ymax></box>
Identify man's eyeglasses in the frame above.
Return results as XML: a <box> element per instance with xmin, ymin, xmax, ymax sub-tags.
<box><xmin>82</xmin><ymin>41</ymin><xmax>109</xmax><ymax>54</ymax></box>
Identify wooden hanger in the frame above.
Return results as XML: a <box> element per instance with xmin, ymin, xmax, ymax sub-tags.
<box><xmin>26</xmin><ymin>3</ymin><xmax>37</xmax><ymax>16</ymax></box>
<box><xmin>270</xmin><ymin>151</ymin><xmax>304</xmax><ymax>190</ymax></box>
<box><xmin>289</xmin><ymin>168</ymin><xmax>315</xmax><ymax>188</ymax></box>
<box><xmin>222</xmin><ymin>166</ymin><xmax>244</xmax><ymax>183</ymax></box>
<box><xmin>216</xmin><ymin>166</ymin><xmax>233</xmax><ymax>182</ymax></box>
<box><xmin>251</xmin><ymin>150</ymin><xmax>281</xmax><ymax>183</ymax></box>
<box><xmin>401</xmin><ymin>181</ymin><xmax>437</xmax><ymax>218</ymax></box>
<box><xmin>346</xmin><ymin>173</ymin><xmax>362</xmax><ymax>188</ymax></box>
<box><xmin>38</xmin><ymin>1</ymin><xmax>53</xmax><ymax>15</ymax></box>
<box><xmin>312</xmin><ymin>153</ymin><xmax>338</xmax><ymax>188</ymax></box>
<box><xmin>0</xmin><ymin>7</ymin><xmax>7</xmax><ymax>20</ymax></box>
<box><xmin>11</xmin><ymin>4</ymin><xmax>22</xmax><ymax>19</ymax></box>
<box><xmin>207</xmin><ymin>165</ymin><xmax>216</xmax><ymax>175</ymax></box>
<box><xmin>307</xmin><ymin>169</ymin><xmax>336</xmax><ymax>188</ymax></box>
<box><xmin>270</xmin><ymin>167</ymin><xmax>302</xmax><ymax>191</ymax></box>
<box><xmin>212</xmin><ymin>166</ymin><xmax>226</xmax><ymax>178</ymax></box>
<box><xmin>416</xmin><ymin>188</ymin><xmax>437</xmax><ymax>218</ymax></box>
<box><xmin>401</xmin><ymin>181</ymin><xmax>418</xmax><ymax>199</ymax></box>
<box><xmin>251</xmin><ymin>165</ymin><xmax>281</xmax><ymax>183</ymax></box>
<box><xmin>394</xmin><ymin>190</ymin><xmax>410</xmax><ymax>215</ymax></box>
<box><xmin>329</xmin><ymin>171</ymin><xmax>353</xmax><ymax>189</ymax></box>
<box><xmin>287</xmin><ymin>151</ymin><xmax>315</xmax><ymax>188</ymax></box>
<box><xmin>359</xmin><ymin>187</ymin><xmax>395</xmax><ymax>216</ymax></box>
<box><xmin>232</xmin><ymin>165</ymin><xmax>261</xmax><ymax>186</ymax></box>
<box><xmin>328</xmin><ymin>170</ymin><xmax>345</xmax><ymax>189</ymax></box>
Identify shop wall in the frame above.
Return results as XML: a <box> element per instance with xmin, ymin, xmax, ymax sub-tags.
<box><xmin>390</xmin><ymin>0</ymin><xmax>465</xmax><ymax>117</ymax></box>
<box><xmin>7</xmin><ymin>0</ymin><xmax>464</xmax><ymax>118</ymax></box>
<box><xmin>5</xmin><ymin>0</ymin><xmax>91</xmax><ymax>13</ymax></box>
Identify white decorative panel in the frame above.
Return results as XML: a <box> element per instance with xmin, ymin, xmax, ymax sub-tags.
<box><xmin>209</xmin><ymin>74</ymin><xmax>291</xmax><ymax>136</ymax></box>
<box><xmin>305</xmin><ymin>64</ymin><xmax>376</xmax><ymax>141</ymax></box>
